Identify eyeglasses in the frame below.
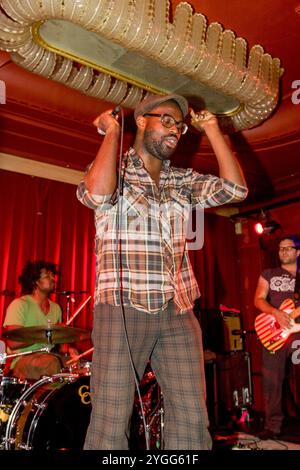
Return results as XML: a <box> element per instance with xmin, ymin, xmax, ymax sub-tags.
<box><xmin>143</xmin><ymin>113</ymin><xmax>188</xmax><ymax>134</ymax></box>
<box><xmin>278</xmin><ymin>246</ymin><xmax>297</xmax><ymax>252</ymax></box>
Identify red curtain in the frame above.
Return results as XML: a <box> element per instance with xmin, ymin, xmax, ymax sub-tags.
<box><xmin>0</xmin><ymin>169</ymin><xmax>95</xmax><ymax>354</ymax></box>
<box><xmin>189</xmin><ymin>211</ymin><xmax>242</xmax><ymax>310</ymax></box>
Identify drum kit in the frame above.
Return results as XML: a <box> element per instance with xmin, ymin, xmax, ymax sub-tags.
<box><xmin>0</xmin><ymin>323</ymin><xmax>92</xmax><ymax>450</ymax></box>
<box><xmin>0</xmin><ymin>308</ymin><xmax>164</xmax><ymax>450</ymax></box>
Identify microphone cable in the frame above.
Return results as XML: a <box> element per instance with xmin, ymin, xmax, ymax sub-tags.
<box><xmin>109</xmin><ymin>106</ymin><xmax>151</xmax><ymax>450</ymax></box>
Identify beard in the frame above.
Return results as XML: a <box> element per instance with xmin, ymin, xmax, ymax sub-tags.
<box><xmin>143</xmin><ymin>131</ymin><xmax>177</xmax><ymax>161</ymax></box>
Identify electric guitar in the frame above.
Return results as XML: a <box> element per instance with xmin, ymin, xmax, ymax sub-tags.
<box><xmin>255</xmin><ymin>298</ymin><xmax>300</xmax><ymax>352</ymax></box>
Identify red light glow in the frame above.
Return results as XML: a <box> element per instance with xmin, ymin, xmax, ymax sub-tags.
<box><xmin>254</xmin><ymin>222</ymin><xmax>264</xmax><ymax>235</ymax></box>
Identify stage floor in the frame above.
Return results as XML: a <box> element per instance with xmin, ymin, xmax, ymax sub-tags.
<box><xmin>213</xmin><ymin>431</ymin><xmax>300</xmax><ymax>450</ymax></box>
<box><xmin>212</xmin><ymin>414</ymin><xmax>300</xmax><ymax>451</ymax></box>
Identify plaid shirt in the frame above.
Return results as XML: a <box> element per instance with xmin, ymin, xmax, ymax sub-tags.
<box><xmin>77</xmin><ymin>147</ymin><xmax>247</xmax><ymax>314</ymax></box>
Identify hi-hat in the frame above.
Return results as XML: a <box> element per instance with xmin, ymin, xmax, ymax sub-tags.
<box><xmin>2</xmin><ymin>325</ymin><xmax>90</xmax><ymax>344</ymax></box>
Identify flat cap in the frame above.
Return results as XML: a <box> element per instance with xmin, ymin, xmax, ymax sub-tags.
<box><xmin>134</xmin><ymin>93</ymin><xmax>189</xmax><ymax>120</ymax></box>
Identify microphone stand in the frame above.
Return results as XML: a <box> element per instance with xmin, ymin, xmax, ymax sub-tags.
<box><xmin>0</xmin><ymin>346</ymin><xmax>54</xmax><ymax>376</ymax></box>
<box><xmin>66</xmin><ymin>295</ymin><xmax>91</xmax><ymax>325</ymax></box>
<box><xmin>230</xmin><ymin>329</ymin><xmax>256</xmax><ymax>354</ymax></box>
<box><xmin>1</xmin><ymin>346</ymin><xmax>53</xmax><ymax>360</ymax></box>
<box><xmin>66</xmin><ymin>292</ymin><xmax>71</xmax><ymax>324</ymax></box>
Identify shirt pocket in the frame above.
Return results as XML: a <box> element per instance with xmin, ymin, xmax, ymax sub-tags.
<box><xmin>168</xmin><ymin>188</ymin><xmax>191</xmax><ymax>218</ymax></box>
<box><xmin>163</xmin><ymin>189</ymin><xmax>191</xmax><ymax>242</ymax></box>
<box><xmin>101</xmin><ymin>185</ymin><xmax>150</xmax><ymax>235</ymax></box>
<box><xmin>122</xmin><ymin>185</ymin><xmax>150</xmax><ymax>218</ymax></box>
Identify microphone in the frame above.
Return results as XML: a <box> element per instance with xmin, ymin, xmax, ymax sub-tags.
<box><xmin>97</xmin><ymin>106</ymin><xmax>121</xmax><ymax>135</ymax></box>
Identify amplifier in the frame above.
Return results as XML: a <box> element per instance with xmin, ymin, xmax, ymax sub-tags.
<box><xmin>216</xmin><ymin>352</ymin><xmax>253</xmax><ymax>419</ymax></box>
<box><xmin>205</xmin><ymin>352</ymin><xmax>253</xmax><ymax>428</ymax></box>
<box><xmin>221</xmin><ymin>311</ymin><xmax>243</xmax><ymax>352</ymax></box>
<box><xmin>197</xmin><ymin>305</ymin><xmax>244</xmax><ymax>354</ymax></box>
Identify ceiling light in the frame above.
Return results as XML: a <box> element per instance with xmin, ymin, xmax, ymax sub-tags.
<box><xmin>0</xmin><ymin>0</ymin><xmax>283</xmax><ymax>132</ymax></box>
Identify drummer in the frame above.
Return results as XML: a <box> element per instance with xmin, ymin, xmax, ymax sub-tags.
<box><xmin>3</xmin><ymin>260</ymin><xmax>78</xmax><ymax>380</ymax></box>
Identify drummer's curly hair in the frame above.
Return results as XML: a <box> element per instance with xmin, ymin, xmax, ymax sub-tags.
<box><xmin>18</xmin><ymin>260</ymin><xmax>60</xmax><ymax>294</ymax></box>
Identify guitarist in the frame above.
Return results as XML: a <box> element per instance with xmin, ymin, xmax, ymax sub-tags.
<box><xmin>254</xmin><ymin>235</ymin><xmax>300</xmax><ymax>440</ymax></box>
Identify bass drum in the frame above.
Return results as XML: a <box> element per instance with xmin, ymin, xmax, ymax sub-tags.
<box><xmin>5</xmin><ymin>373</ymin><xmax>91</xmax><ymax>450</ymax></box>
<box><xmin>0</xmin><ymin>376</ymin><xmax>29</xmax><ymax>449</ymax></box>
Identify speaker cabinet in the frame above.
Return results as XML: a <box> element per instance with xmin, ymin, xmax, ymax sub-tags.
<box><xmin>196</xmin><ymin>305</ymin><xmax>244</xmax><ymax>354</ymax></box>
<box><xmin>216</xmin><ymin>352</ymin><xmax>253</xmax><ymax>416</ymax></box>
<box><xmin>205</xmin><ymin>359</ymin><xmax>218</xmax><ymax>429</ymax></box>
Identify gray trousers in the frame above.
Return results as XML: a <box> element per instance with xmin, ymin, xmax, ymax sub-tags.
<box><xmin>262</xmin><ymin>335</ymin><xmax>300</xmax><ymax>433</ymax></box>
<box><xmin>84</xmin><ymin>301</ymin><xmax>212</xmax><ymax>450</ymax></box>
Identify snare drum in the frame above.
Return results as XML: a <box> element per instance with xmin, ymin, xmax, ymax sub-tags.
<box><xmin>0</xmin><ymin>376</ymin><xmax>29</xmax><ymax>448</ymax></box>
<box><xmin>5</xmin><ymin>373</ymin><xmax>91</xmax><ymax>450</ymax></box>
<box><xmin>62</xmin><ymin>360</ymin><xmax>91</xmax><ymax>376</ymax></box>
<box><xmin>69</xmin><ymin>360</ymin><xmax>91</xmax><ymax>376</ymax></box>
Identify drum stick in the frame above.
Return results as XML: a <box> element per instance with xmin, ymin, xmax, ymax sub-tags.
<box><xmin>65</xmin><ymin>347</ymin><xmax>94</xmax><ymax>365</ymax></box>
<box><xmin>66</xmin><ymin>295</ymin><xmax>91</xmax><ymax>325</ymax></box>
<box><xmin>76</xmin><ymin>347</ymin><xmax>94</xmax><ymax>359</ymax></box>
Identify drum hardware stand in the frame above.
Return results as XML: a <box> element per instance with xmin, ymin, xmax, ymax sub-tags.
<box><xmin>145</xmin><ymin>390</ymin><xmax>164</xmax><ymax>449</ymax></box>
<box><xmin>66</xmin><ymin>295</ymin><xmax>91</xmax><ymax>326</ymax></box>
<box><xmin>0</xmin><ymin>345</ymin><xmax>53</xmax><ymax>364</ymax></box>
<box><xmin>2</xmin><ymin>436</ymin><xmax>17</xmax><ymax>449</ymax></box>
<box><xmin>157</xmin><ymin>393</ymin><xmax>165</xmax><ymax>450</ymax></box>
<box><xmin>65</xmin><ymin>292</ymin><xmax>74</xmax><ymax>324</ymax></box>
<box><xmin>45</xmin><ymin>320</ymin><xmax>54</xmax><ymax>344</ymax></box>
<box><xmin>157</xmin><ymin>394</ymin><xmax>164</xmax><ymax>449</ymax></box>
<box><xmin>16</xmin><ymin>442</ymin><xmax>33</xmax><ymax>450</ymax></box>
<box><xmin>57</xmin><ymin>291</ymin><xmax>91</xmax><ymax>325</ymax></box>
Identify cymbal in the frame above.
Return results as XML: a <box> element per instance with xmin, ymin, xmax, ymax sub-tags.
<box><xmin>2</xmin><ymin>325</ymin><xmax>90</xmax><ymax>344</ymax></box>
